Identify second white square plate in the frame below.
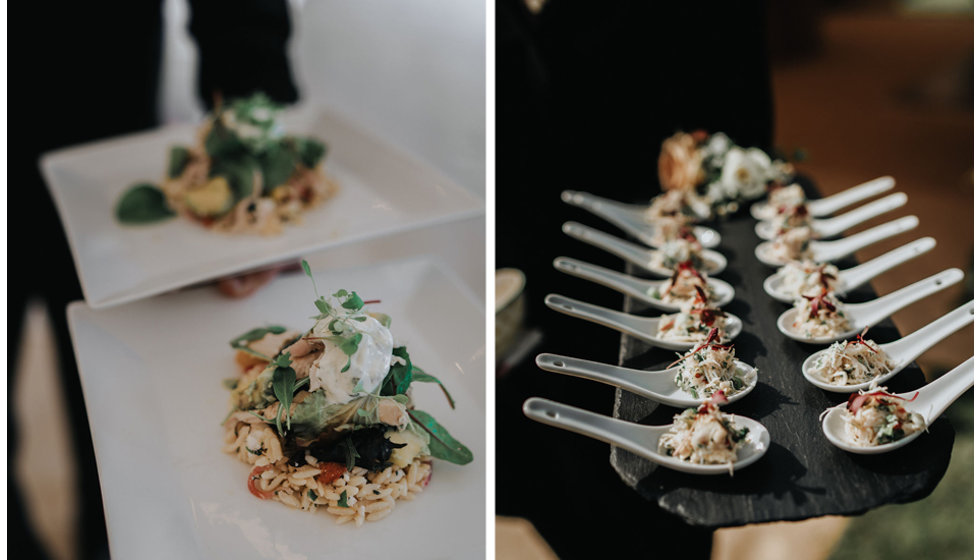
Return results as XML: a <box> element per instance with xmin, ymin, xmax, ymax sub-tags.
<box><xmin>67</xmin><ymin>256</ymin><xmax>486</xmax><ymax>559</ymax></box>
<box><xmin>43</xmin><ymin>105</ymin><xmax>483</xmax><ymax>309</ymax></box>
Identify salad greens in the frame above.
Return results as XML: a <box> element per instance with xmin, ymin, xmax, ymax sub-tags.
<box><xmin>225</xmin><ymin>260</ymin><xmax>472</xmax><ymax>469</ymax></box>
<box><xmin>117</xmin><ymin>93</ymin><xmax>329</xmax><ymax>226</ymax></box>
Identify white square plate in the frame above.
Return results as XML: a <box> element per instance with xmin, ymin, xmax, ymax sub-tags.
<box><xmin>43</xmin><ymin>105</ymin><xmax>483</xmax><ymax>309</ymax></box>
<box><xmin>67</xmin><ymin>256</ymin><xmax>486</xmax><ymax>559</ymax></box>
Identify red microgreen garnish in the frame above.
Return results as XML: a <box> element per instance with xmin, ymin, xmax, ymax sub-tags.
<box><xmin>698</xmin><ymin>389</ymin><xmax>729</xmax><ymax>413</ymax></box>
<box><xmin>847</xmin><ymin>390</ymin><xmax>919</xmax><ymax>415</ymax></box>
<box><xmin>802</xmin><ymin>288</ymin><xmax>836</xmax><ymax>319</ymax></box>
<box><xmin>667</xmin><ymin>327</ymin><xmax>733</xmax><ymax>369</ymax></box>
<box><xmin>664</xmin><ymin>261</ymin><xmax>706</xmax><ymax>296</ymax></box>
<box><xmin>847</xmin><ymin>326</ymin><xmax>878</xmax><ymax>354</ymax></box>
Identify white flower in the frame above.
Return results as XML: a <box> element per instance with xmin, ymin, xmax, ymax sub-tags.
<box><xmin>720</xmin><ymin>147</ymin><xmax>773</xmax><ymax>200</ymax></box>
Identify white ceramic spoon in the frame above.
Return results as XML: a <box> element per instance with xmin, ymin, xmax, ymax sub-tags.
<box><xmin>563</xmin><ymin>221</ymin><xmax>727</xmax><ymax>276</ymax></box>
<box><xmin>802</xmin><ymin>300</ymin><xmax>974</xmax><ymax>392</ymax></box>
<box><xmin>821</xmin><ymin>356</ymin><xmax>974</xmax><ymax>454</ymax></box>
<box><xmin>535</xmin><ymin>353</ymin><xmax>758</xmax><ymax>407</ymax></box>
<box><xmin>776</xmin><ymin>268</ymin><xmax>964</xmax><ymax>344</ymax></box>
<box><xmin>523</xmin><ymin>397</ymin><xmax>770</xmax><ymax>474</ymax></box>
<box><xmin>755</xmin><ymin>215</ymin><xmax>919</xmax><ymax>268</ymax></box>
<box><xmin>553</xmin><ymin>256</ymin><xmax>735</xmax><ymax>311</ymax></box>
<box><xmin>561</xmin><ymin>190</ymin><xmax>722</xmax><ymax>248</ymax></box>
<box><xmin>763</xmin><ymin>237</ymin><xmax>937</xmax><ymax>304</ymax></box>
<box><xmin>750</xmin><ymin>176</ymin><xmax>896</xmax><ymax>220</ymax></box>
<box><xmin>545</xmin><ymin>293</ymin><xmax>743</xmax><ymax>351</ymax></box>
<box><xmin>755</xmin><ymin>192</ymin><xmax>907</xmax><ymax>240</ymax></box>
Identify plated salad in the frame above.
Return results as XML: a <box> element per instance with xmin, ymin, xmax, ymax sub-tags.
<box><xmin>669</xmin><ymin>328</ymin><xmax>752</xmax><ymax>399</ymax></box>
<box><xmin>808</xmin><ymin>328</ymin><xmax>895</xmax><ymax>386</ymax></box>
<box><xmin>116</xmin><ymin>93</ymin><xmax>339</xmax><ymax>234</ymax></box>
<box><xmin>221</xmin><ymin>262</ymin><xmax>471</xmax><ymax>526</ymax></box>
<box><xmin>839</xmin><ymin>388</ymin><xmax>925</xmax><ymax>446</ymax></box>
<box><xmin>658</xmin><ymin>391</ymin><xmax>750</xmax><ymax>467</ymax></box>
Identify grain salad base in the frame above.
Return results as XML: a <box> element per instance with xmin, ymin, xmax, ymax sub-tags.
<box><xmin>224</xmin><ymin>422</ymin><xmax>431</xmax><ymax>526</ymax></box>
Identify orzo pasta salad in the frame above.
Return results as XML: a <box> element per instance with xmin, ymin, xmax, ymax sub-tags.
<box><xmin>116</xmin><ymin>93</ymin><xmax>339</xmax><ymax>234</ymax></box>
<box><xmin>221</xmin><ymin>262</ymin><xmax>471</xmax><ymax>525</ymax></box>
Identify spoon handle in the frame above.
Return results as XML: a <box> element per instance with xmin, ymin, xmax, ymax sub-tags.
<box><xmin>535</xmin><ymin>353</ymin><xmax>664</xmax><ymax>399</ymax></box>
<box><xmin>882</xmin><ymin>300</ymin><xmax>974</xmax><ymax>368</ymax></box>
<box><xmin>562</xmin><ymin>190</ymin><xmax>645</xmax><ymax>215</ymax></box>
<box><xmin>813</xmin><ymin>215</ymin><xmax>918</xmax><ymax>261</ymax></box>
<box><xmin>807</xmin><ymin>176</ymin><xmax>895</xmax><ymax>216</ymax></box>
<box><xmin>523</xmin><ymin>397</ymin><xmax>661</xmax><ymax>462</ymax></box>
<box><xmin>561</xmin><ymin>190</ymin><xmax>647</xmax><ymax>228</ymax></box>
<box><xmin>814</xmin><ymin>192</ymin><xmax>907</xmax><ymax>237</ymax></box>
<box><xmin>848</xmin><ymin>268</ymin><xmax>964</xmax><ymax>327</ymax></box>
<box><xmin>562</xmin><ymin>221</ymin><xmax>659</xmax><ymax>273</ymax></box>
<box><xmin>838</xmin><ymin>237</ymin><xmax>936</xmax><ymax>293</ymax></box>
<box><xmin>553</xmin><ymin>257</ymin><xmax>658</xmax><ymax>303</ymax></box>
<box><xmin>913</xmin><ymin>357</ymin><xmax>974</xmax><ymax>425</ymax></box>
<box><xmin>544</xmin><ymin>293</ymin><xmax>656</xmax><ymax>342</ymax></box>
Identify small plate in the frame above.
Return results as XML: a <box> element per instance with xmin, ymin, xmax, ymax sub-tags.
<box><xmin>42</xmin><ymin>104</ymin><xmax>483</xmax><ymax>309</ymax></box>
<box><xmin>67</xmin><ymin>256</ymin><xmax>486</xmax><ymax>560</ymax></box>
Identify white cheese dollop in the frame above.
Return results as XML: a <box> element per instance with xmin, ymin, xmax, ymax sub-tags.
<box><xmin>308</xmin><ymin>314</ymin><xmax>394</xmax><ymax>405</ymax></box>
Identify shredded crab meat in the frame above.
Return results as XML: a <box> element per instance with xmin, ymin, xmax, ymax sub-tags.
<box><xmin>650</xmin><ymin>237</ymin><xmax>705</xmax><ymax>270</ymax></box>
<box><xmin>658</xmin><ymin>394</ymin><xmax>749</xmax><ymax>468</ymax></box>
<box><xmin>671</xmin><ymin>329</ymin><xmax>751</xmax><ymax>398</ymax></box>
<box><xmin>790</xmin><ymin>290</ymin><xmax>849</xmax><ymax>339</ymax></box>
<box><xmin>840</xmin><ymin>388</ymin><xmax>926</xmax><ymax>446</ymax></box>
<box><xmin>653</xmin><ymin>261</ymin><xmax>713</xmax><ymax>304</ymax></box>
<box><xmin>656</xmin><ymin>299</ymin><xmax>729</xmax><ymax>344</ymax></box>
<box><xmin>764</xmin><ymin>226</ymin><xmax>814</xmax><ymax>263</ymax></box>
<box><xmin>774</xmin><ymin>260</ymin><xmax>840</xmax><ymax>299</ymax></box>
<box><xmin>756</xmin><ymin>184</ymin><xmax>806</xmax><ymax>220</ymax></box>
<box><xmin>810</xmin><ymin>330</ymin><xmax>894</xmax><ymax>385</ymax></box>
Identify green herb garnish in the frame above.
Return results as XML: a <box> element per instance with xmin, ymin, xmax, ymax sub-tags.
<box><xmin>116</xmin><ymin>183</ymin><xmax>176</xmax><ymax>224</ymax></box>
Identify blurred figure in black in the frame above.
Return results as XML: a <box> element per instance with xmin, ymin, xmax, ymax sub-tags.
<box><xmin>496</xmin><ymin>1</ymin><xmax>772</xmax><ymax>557</ymax></box>
<box><xmin>9</xmin><ymin>2</ymin><xmax>297</xmax><ymax>558</ymax></box>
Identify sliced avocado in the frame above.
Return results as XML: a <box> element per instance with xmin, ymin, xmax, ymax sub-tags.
<box><xmin>185</xmin><ymin>176</ymin><xmax>234</xmax><ymax>217</ymax></box>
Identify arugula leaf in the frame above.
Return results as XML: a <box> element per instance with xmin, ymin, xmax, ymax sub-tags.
<box><xmin>229</xmin><ymin>325</ymin><xmax>287</xmax><ymax>353</ymax></box>
<box><xmin>259</xmin><ymin>142</ymin><xmax>298</xmax><ymax>193</ymax></box>
<box><xmin>338</xmin><ymin>490</ymin><xmax>349</xmax><ymax>508</ymax></box>
<box><xmin>168</xmin><ymin>146</ymin><xmax>191</xmax><ymax>179</ymax></box>
<box><xmin>295</xmin><ymin>137</ymin><xmax>327</xmax><ymax>168</ymax></box>
<box><xmin>116</xmin><ymin>183</ymin><xmax>176</xmax><ymax>224</ymax></box>
<box><xmin>204</xmin><ymin>119</ymin><xmax>245</xmax><ymax>159</ymax></box>
<box><xmin>341</xmin><ymin>292</ymin><xmax>365</xmax><ymax>311</ymax></box>
<box><xmin>380</xmin><ymin>347</ymin><xmax>414</xmax><ymax>397</ymax></box>
<box><xmin>307</xmin><ymin>489</ymin><xmax>318</xmax><ymax>502</ymax></box>
<box><xmin>271</xmin><ymin>353</ymin><xmax>296</xmax><ymax>433</ymax></box>
<box><xmin>407</xmin><ymin>409</ymin><xmax>473</xmax><ymax>465</ymax></box>
<box><xmin>339</xmin><ymin>437</ymin><xmax>360</xmax><ymax>471</ymax></box>
<box><xmin>210</xmin><ymin>156</ymin><xmax>257</xmax><ymax>202</ymax></box>
<box><xmin>410</xmin><ymin>369</ymin><xmax>456</xmax><ymax>409</ymax></box>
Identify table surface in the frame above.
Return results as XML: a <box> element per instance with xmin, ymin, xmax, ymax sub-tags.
<box><xmin>608</xmin><ymin>182</ymin><xmax>955</xmax><ymax>529</ymax></box>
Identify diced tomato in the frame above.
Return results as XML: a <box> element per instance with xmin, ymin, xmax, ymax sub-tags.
<box><xmin>247</xmin><ymin>465</ymin><xmax>275</xmax><ymax>500</ymax></box>
<box><xmin>316</xmin><ymin>462</ymin><xmax>347</xmax><ymax>485</ymax></box>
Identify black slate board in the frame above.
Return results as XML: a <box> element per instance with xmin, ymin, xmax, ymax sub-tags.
<box><xmin>608</xmin><ymin>181</ymin><xmax>955</xmax><ymax>528</ymax></box>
